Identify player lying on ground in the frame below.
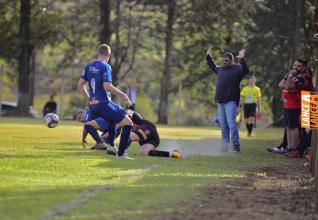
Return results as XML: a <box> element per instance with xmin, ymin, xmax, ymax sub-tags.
<box><xmin>76</xmin><ymin>109</ymin><xmax>182</xmax><ymax>159</ymax></box>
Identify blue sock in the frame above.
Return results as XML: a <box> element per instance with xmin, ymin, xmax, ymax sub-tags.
<box><xmin>115</xmin><ymin>127</ymin><xmax>122</xmax><ymax>139</ymax></box>
<box><xmin>118</xmin><ymin>125</ymin><xmax>132</xmax><ymax>156</ymax></box>
<box><xmin>106</xmin><ymin>123</ymin><xmax>116</xmax><ymax>146</ymax></box>
<box><xmin>84</xmin><ymin>124</ymin><xmax>103</xmax><ymax>144</ymax></box>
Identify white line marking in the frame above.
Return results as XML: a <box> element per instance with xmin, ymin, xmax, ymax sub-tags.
<box><xmin>38</xmin><ymin>164</ymin><xmax>158</xmax><ymax>220</ymax></box>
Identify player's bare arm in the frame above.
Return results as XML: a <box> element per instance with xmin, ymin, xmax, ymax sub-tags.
<box><xmin>257</xmin><ymin>97</ymin><xmax>261</xmax><ymax>114</ymax></box>
<box><xmin>82</xmin><ymin>129</ymin><xmax>88</xmax><ymax>148</ymax></box>
<box><xmin>103</xmin><ymin>82</ymin><xmax>132</xmax><ymax>106</ymax></box>
<box><xmin>285</xmin><ymin>70</ymin><xmax>296</xmax><ymax>91</ymax></box>
<box><xmin>278</xmin><ymin>73</ymin><xmax>288</xmax><ymax>89</ymax></box>
<box><xmin>77</xmin><ymin>78</ymin><xmax>89</xmax><ymax>99</ymax></box>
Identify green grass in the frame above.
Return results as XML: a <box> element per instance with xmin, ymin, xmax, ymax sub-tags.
<box><xmin>0</xmin><ymin>118</ymin><xmax>286</xmax><ymax>220</ymax></box>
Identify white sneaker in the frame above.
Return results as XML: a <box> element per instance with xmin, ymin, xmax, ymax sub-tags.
<box><xmin>107</xmin><ymin>145</ymin><xmax>118</xmax><ymax>155</ymax></box>
<box><xmin>116</xmin><ymin>154</ymin><xmax>135</xmax><ymax>160</ymax></box>
<box><xmin>124</xmin><ymin>150</ymin><xmax>128</xmax><ymax>156</ymax></box>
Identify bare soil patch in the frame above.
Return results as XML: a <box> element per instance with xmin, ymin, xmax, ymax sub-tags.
<box><xmin>161</xmin><ymin>159</ymin><xmax>318</xmax><ymax>220</ymax></box>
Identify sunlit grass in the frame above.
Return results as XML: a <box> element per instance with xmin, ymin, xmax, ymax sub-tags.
<box><xmin>0</xmin><ymin>118</ymin><xmax>286</xmax><ymax>220</ymax></box>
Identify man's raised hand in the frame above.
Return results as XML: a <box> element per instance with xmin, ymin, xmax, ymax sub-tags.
<box><xmin>236</xmin><ymin>49</ymin><xmax>246</xmax><ymax>59</ymax></box>
<box><xmin>207</xmin><ymin>47</ymin><xmax>212</xmax><ymax>56</ymax></box>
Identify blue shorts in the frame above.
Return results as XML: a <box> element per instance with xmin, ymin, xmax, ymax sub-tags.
<box><xmin>95</xmin><ymin>117</ymin><xmax>109</xmax><ymax>132</ymax></box>
<box><xmin>89</xmin><ymin>101</ymin><xmax>126</xmax><ymax>124</ymax></box>
<box><xmin>84</xmin><ymin>110</ymin><xmax>93</xmax><ymax>123</ymax></box>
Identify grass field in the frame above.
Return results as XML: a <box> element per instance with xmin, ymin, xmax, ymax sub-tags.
<box><xmin>0</xmin><ymin>118</ymin><xmax>287</xmax><ymax>220</ymax></box>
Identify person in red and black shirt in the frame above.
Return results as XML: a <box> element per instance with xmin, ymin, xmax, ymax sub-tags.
<box><xmin>278</xmin><ymin>59</ymin><xmax>313</xmax><ymax>153</ymax></box>
<box><xmin>125</xmin><ymin>110</ymin><xmax>182</xmax><ymax>158</ymax></box>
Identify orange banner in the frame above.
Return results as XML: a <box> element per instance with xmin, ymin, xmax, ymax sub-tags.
<box><xmin>301</xmin><ymin>91</ymin><xmax>318</xmax><ymax>129</ymax></box>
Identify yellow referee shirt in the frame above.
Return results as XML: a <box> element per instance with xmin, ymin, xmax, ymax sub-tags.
<box><xmin>240</xmin><ymin>86</ymin><xmax>261</xmax><ymax>104</ymax></box>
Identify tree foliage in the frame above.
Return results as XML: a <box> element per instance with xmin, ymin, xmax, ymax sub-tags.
<box><xmin>0</xmin><ymin>0</ymin><xmax>317</xmax><ymax>124</ymax></box>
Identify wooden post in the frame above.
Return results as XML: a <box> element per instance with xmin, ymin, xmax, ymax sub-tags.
<box><xmin>313</xmin><ymin>57</ymin><xmax>318</xmax><ymax>177</ymax></box>
<box><xmin>314</xmin><ymin>53</ymin><xmax>318</xmax><ymax>210</ymax></box>
<box><xmin>313</xmin><ymin>5</ymin><xmax>318</xmax><ymax>209</ymax></box>
<box><xmin>0</xmin><ymin>65</ymin><xmax>3</xmax><ymax>117</ymax></box>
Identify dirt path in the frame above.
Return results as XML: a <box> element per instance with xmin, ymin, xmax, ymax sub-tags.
<box><xmin>162</xmin><ymin>159</ymin><xmax>318</xmax><ymax>220</ymax></box>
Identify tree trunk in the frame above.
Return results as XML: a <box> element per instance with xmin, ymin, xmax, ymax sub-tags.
<box><xmin>17</xmin><ymin>0</ymin><xmax>32</xmax><ymax>116</ymax></box>
<box><xmin>29</xmin><ymin>51</ymin><xmax>36</xmax><ymax>107</ymax></box>
<box><xmin>294</xmin><ymin>0</ymin><xmax>304</xmax><ymax>58</ymax></box>
<box><xmin>99</xmin><ymin>0</ymin><xmax>111</xmax><ymax>45</ymax></box>
<box><xmin>312</xmin><ymin>2</ymin><xmax>318</xmax><ymax>190</ymax></box>
<box><xmin>157</xmin><ymin>0</ymin><xmax>175</xmax><ymax>124</ymax></box>
<box><xmin>112</xmin><ymin>0</ymin><xmax>121</xmax><ymax>85</ymax></box>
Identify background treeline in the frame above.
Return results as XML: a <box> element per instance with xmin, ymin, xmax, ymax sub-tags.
<box><xmin>0</xmin><ymin>0</ymin><xmax>317</xmax><ymax>125</ymax></box>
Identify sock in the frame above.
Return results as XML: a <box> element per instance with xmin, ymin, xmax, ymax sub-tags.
<box><xmin>249</xmin><ymin>124</ymin><xmax>254</xmax><ymax>133</ymax></box>
<box><xmin>282</xmin><ymin>129</ymin><xmax>287</xmax><ymax>148</ymax></box>
<box><xmin>118</xmin><ymin>125</ymin><xmax>132</xmax><ymax>156</ymax></box>
<box><xmin>115</xmin><ymin>127</ymin><xmax>122</xmax><ymax>139</ymax></box>
<box><xmin>106</xmin><ymin>123</ymin><xmax>116</xmax><ymax>146</ymax></box>
<box><xmin>84</xmin><ymin>124</ymin><xmax>103</xmax><ymax>144</ymax></box>
<box><xmin>148</xmin><ymin>150</ymin><xmax>170</xmax><ymax>157</ymax></box>
<box><xmin>246</xmin><ymin>124</ymin><xmax>251</xmax><ymax>134</ymax></box>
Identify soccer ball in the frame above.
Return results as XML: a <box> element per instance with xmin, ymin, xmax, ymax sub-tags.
<box><xmin>44</xmin><ymin>113</ymin><xmax>59</xmax><ymax>128</ymax></box>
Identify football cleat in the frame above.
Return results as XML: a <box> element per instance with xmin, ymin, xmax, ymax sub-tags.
<box><xmin>107</xmin><ymin>145</ymin><xmax>118</xmax><ymax>155</ymax></box>
<box><xmin>90</xmin><ymin>143</ymin><xmax>107</xmax><ymax>150</ymax></box>
<box><xmin>116</xmin><ymin>154</ymin><xmax>135</xmax><ymax>160</ymax></box>
<box><xmin>171</xmin><ymin>150</ymin><xmax>182</xmax><ymax>159</ymax></box>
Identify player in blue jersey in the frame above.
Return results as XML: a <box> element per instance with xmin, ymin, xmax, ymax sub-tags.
<box><xmin>77</xmin><ymin>44</ymin><xmax>134</xmax><ymax>159</ymax></box>
<box><xmin>76</xmin><ymin>109</ymin><xmax>117</xmax><ymax>152</ymax></box>
<box><xmin>76</xmin><ymin>109</ymin><xmax>182</xmax><ymax>159</ymax></box>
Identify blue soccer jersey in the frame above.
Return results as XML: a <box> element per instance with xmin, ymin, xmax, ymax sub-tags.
<box><xmin>81</xmin><ymin>60</ymin><xmax>112</xmax><ymax>103</ymax></box>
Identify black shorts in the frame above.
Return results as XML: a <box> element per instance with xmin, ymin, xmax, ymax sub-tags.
<box><xmin>244</xmin><ymin>103</ymin><xmax>256</xmax><ymax>118</ymax></box>
<box><xmin>284</xmin><ymin>108</ymin><xmax>300</xmax><ymax>129</ymax></box>
<box><xmin>132</xmin><ymin>121</ymin><xmax>160</xmax><ymax>148</ymax></box>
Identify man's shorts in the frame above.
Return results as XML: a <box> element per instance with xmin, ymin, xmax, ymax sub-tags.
<box><xmin>284</xmin><ymin>108</ymin><xmax>300</xmax><ymax>129</ymax></box>
<box><xmin>243</xmin><ymin>103</ymin><xmax>256</xmax><ymax>118</ymax></box>
<box><xmin>132</xmin><ymin>121</ymin><xmax>160</xmax><ymax>148</ymax></box>
<box><xmin>95</xmin><ymin>117</ymin><xmax>109</xmax><ymax>132</ymax></box>
<box><xmin>89</xmin><ymin>101</ymin><xmax>126</xmax><ymax>124</ymax></box>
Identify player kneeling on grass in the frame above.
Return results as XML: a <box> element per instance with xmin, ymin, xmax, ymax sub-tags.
<box><xmin>76</xmin><ymin>109</ymin><xmax>182</xmax><ymax>159</ymax></box>
<box><xmin>76</xmin><ymin>109</ymin><xmax>118</xmax><ymax>154</ymax></box>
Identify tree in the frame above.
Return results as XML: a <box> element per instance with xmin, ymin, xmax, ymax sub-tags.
<box><xmin>99</xmin><ymin>0</ymin><xmax>111</xmax><ymax>44</ymax></box>
<box><xmin>0</xmin><ymin>0</ymin><xmax>68</xmax><ymax>115</ymax></box>
<box><xmin>16</xmin><ymin>0</ymin><xmax>32</xmax><ymax>116</ymax></box>
<box><xmin>157</xmin><ymin>0</ymin><xmax>176</xmax><ymax>124</ymax></box>
<box><xmin>111</xmin><ymin>0</ymin><xmax>147</xmax><ymax>85</ymax></box>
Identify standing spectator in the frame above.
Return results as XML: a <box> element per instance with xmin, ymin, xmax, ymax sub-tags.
<box><xmin>206</xmin><ymin>47</ymin><xmax>249</xmax><ymax>152</ymax></box>
<box><xmin>278</xmin><ymin>59</ymin><xmax>313</xmax><ymax>153</ymax></box>
<box><xmin>42</xmin><ymin>95</ymin><xmax>57</xmax><ymax>117</ymax></box>
<box><xmin>126</xmin><ymin>87</ymin><xmax>137</xmax><ymax>110</ymax></box>
<box><xmin>239</xmin><ymin>75</ymin><xmax>262</xmax><ymax>136</ymax></box>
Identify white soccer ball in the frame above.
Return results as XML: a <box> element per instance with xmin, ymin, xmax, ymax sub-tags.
<box><xmin>44</xmin><ymin>113</ymin><xmax>59</xmax><ymax>128</ymax></box>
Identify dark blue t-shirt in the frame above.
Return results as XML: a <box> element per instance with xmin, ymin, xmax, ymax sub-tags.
<box><xmin>81</xmin><ymin>60</ymin><xmax>112</xmax><ymax>103</ymax></box>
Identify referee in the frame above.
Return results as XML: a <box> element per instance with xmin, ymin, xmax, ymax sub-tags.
<box><xmin>239</xmin><ymin>75</ymin><xmax>261</xmax><ymax>136</ymax></box>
